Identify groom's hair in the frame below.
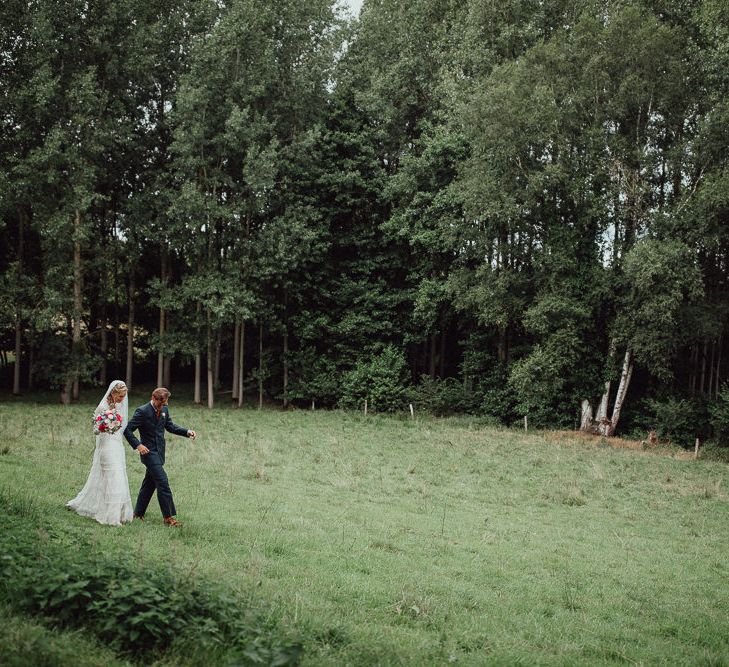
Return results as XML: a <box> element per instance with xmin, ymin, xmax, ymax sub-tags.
<box><xmin>152</xmin><ymin>387</ymin><xmax>171</xmax><ymax>401</ymax></box>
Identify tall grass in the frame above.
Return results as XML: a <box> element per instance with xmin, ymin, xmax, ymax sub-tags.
<box><xmin>1</xmin><ymin>394</ymin><xmax>728</xmax><ymax>665</ymax></box>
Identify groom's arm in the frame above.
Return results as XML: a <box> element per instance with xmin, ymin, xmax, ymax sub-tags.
<box><xmin>165</xmin><ymin>411</ymin><xmax>191</xmax><ymax>438</ymax></box>
<box><xmin>123</xmin><ymin>407</ymin><xmax>144</xmax><ymax>450</ymax></box>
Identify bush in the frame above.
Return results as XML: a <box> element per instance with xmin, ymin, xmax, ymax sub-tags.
<box><xmin>0</xmin><ymin>497</ymin><xmax>302</xmax><ymax>666</ymax></box>
<box><xmin>339</xmin><ymin>346</ymin><xmax>409</xmax><ymax>413</ymax></box>
<box><xmin>639</xmin><ymin>395</ymin><xmax>709</xmax><ymax>447</ymax></box>
<box><xmin>410</xmin><ymin>376</ymin><xmax>482</xmax><ymax>416</ymax></box>
<box><xmin>710</xmin><ymin>383</ymin><xmax>729</xmax><ymax>446</ymax></box>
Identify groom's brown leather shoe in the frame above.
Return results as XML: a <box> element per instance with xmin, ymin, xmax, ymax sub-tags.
<box><xmin>133</xmin><ymin>513</ymin><xmax>145</xmax><ymax>521</ymax></box>
<box><xmin>164</xmin><ymin>516</ymin><xmax>182</xmax><ymax>527</ymax></box>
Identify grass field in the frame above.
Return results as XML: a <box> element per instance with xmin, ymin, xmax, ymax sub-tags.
<box><xmin>1</xmin><ymin>390</ymin><xmax>728</xmax><ymax>665</ymax></box>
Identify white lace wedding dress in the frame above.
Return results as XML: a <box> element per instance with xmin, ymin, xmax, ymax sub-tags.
<box><xmin>66</xmin><ymin>381</ymin><xmax>133</xmax><ymax>526</ymax></box>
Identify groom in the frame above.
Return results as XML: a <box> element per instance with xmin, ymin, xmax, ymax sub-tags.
<box><xmin>123</xmin><ymin>387</ymin><xmax>196</xmax><ymax>527</ymax></box>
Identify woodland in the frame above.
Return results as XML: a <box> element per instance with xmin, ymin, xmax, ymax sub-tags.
<box><xmin>2</xmin><ymin>0</ymin><xmax>729</xmax><ymax>443</ymax></box>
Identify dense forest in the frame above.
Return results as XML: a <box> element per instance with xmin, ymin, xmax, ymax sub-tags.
<box><xmin>2</xmin><ymin>0</ymin><xmax>729</xmax><ymax>443</ymax></box>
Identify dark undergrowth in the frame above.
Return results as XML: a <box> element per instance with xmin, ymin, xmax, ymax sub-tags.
<box><xmin>0</xmin><ymin>489</ymin><xmax>303</xmax><ymax>667</ymax></box>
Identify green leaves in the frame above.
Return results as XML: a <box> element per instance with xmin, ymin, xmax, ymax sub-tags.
<box><xmin>0</xmin><ymin>511</ymin><xmax>303</xmax><ymax>665</ymax></box>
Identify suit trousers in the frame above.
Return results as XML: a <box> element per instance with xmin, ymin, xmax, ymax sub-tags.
<box><xmin>135</xmin><ymin>451</ymin><xmax>176</xmax><ymax>518</ymax></box>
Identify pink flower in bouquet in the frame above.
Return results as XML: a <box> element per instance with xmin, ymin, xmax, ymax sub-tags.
<box><xmin>93</xmin><ymin>409</ymin><xmax>123</xmax><ymax>436</ymax></box>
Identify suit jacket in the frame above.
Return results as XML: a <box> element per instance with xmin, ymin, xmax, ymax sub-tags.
<box><xmin>123</xmin><ymin>402</ymin><xmax>189</xmax><ymax>460</ymax></box>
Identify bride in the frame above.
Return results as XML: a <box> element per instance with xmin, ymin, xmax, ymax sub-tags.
<box><xmin>67</xmin><ymin>380</ymin><xmax>134</xmax><ymax>526</ymax></box>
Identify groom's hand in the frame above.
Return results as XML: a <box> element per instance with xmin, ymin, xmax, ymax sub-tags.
<box><xmin>137</xmin><ymin>444</ymin><xmax>150</xmax><ymax>455</ymax></box>
<box><xmin>187</xmin><ymin>430</ymin><xmax>196</xmax><ymax>440</ymax></box>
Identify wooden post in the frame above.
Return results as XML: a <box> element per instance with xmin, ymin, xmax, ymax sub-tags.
<box><xmin>364</xmin><ymin>399</ymin><xmax>368</xmax><ymax>416</ymax></box>
<box><xmin>409</xmin><ymin>403</ymin><xmax>414</xmax><ymax>419</ymax></box>
<box><xmin>524</xmin><ymin>415</ymin><xmax>528</xmax><ymax>431</ymax></box>
<box><xmin>694</xmin><ymin>438</ymin><xmax>700</xmax><ymax>460</ymax></box>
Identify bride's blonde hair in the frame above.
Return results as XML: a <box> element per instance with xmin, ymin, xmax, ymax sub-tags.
<box><xmin>108</xmin><ymin>381</ymin><xmax>128</xmax><ymax>403</ymax></box>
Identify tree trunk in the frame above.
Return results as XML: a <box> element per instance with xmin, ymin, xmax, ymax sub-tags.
<box><xmin>163</xmin><ymin>354</ymin><xmax>171</xmax><ymax>387</ymax></box>
<box><xmin>13</xmin><ymin>208</ymin><xmax>24</xmax><ymax>395</ymax></box>
<box><xmin>596</xmin><ymin>340</ymin><xmax>616</xmax><ymax>423</ymax></box>
<box><xmin>213</xmin><ymin>330</ymin><xmax>221</xmax><ymax>390</ymax></box>
<box><xmin>708</xmin><ymin>339</ymin><xmax>716</xmax><ymax>397</ymax></box>
<box><xmin>237</xmin><ymin>321</ymin><xmax>245</xmax><ymax>408</ymax></box>
<box><xmin>439</xmin><ymin>327</ymin><xmax>446</xmax><ymax>378</ymax></box>
<box><xmin>429</xmin><ymin>333</ymin><xmax>437</xmax><ymax>380</ymax></box>
<box><xmin>608</xmin><ymin>349</ymin><xmax>633</xmax><ymax>437</ymax></box>
<box><xmin>283</xmin><ymin>324</ymin><xmax>289</xmax><ymax>409</ymax></box>
<box><xmin>13</xmin><ymin>319</ymin><xmax>22</xmax><ymax>395</ymax></box>
<box><xmin>258</xmin><ymin>321</ymin><xmax>263</xmax><ymax>410</ymax></box>
<box><xmin>114</xmin><ymin>296</ymin><xmax>120</xmax><ymax>370</ymax></box>
<box><xmin>700</xmin><ymin>341</ymin><xmax>707</xmax><ymax>394</ymax></box>
<box><xmin>206</xmin><ymin>313</ymin><xmax>214</xmax><ymax>409</ymax></box>
<box><xmin>100</xmin><ymin>310</ymin><xmax>108</xmax><ymax>387</ymax></box>
<box><xmin>232</xmin><ymin>320</ymin><xmax>241</xmax><ymax>401</ymax></box>
<box><xmin>194</xmin><ymin>302</ymin><xmax>202</xmax><ymax>404</ymax></box>
<box><xmin>126</xmin><ymin>273</ymin><xmax>135</xmax><ymax>390</ymax></box>
<box><xmin>157</xmin><ymin>309</ymin><xmax>165</xmax><ymax>387</ymax></box>
<box><xmin>580</xmin><ymin>399</ymin><xmax>593</xmax><ymax>431</ymax></box>
<box><xmin>27</xmin><ymin>345</ymin><xmax>34</xmax><ymax>390</ymax></box>
<box><xmin>157</xmin><ymin>247</ymin><xmax>167</xmax><ymax>387</ymax></box>
<box><xmin>194</xmin><ymin>353</ymin><xmax>202</xmax><ymax>404</ymax></box>
<box><xmin>715</xmin><ymin>333</ymin><xmax>723</xmax><ymax>398</ymax></box>
<box><xmin>71</xmin><ymin>209</ymin><xmax>83</xmax><ymax>402</ymax></box>
<box><xmin>497</xmin><ymin>325</ymin><xmax>508</xmax><ymax>363</ymax></box>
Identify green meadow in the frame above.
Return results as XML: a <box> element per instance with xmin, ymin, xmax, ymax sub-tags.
<box><xmin>1</xmin><ymin>393</ymin><xmax>728</xmax><ymax>666</ymax></box>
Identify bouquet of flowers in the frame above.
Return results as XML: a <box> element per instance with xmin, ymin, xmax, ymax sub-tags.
<box><xmin>93</xmin><ymin>409</ymin><xmax>123</xmax><ymax>435</ymax></box>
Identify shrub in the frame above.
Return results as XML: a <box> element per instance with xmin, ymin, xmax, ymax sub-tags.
<box><xmin>339</xmin><ymin>346</ymin><xmax>409</xmax><ymax>413</ymax></box>
<box><xmin>640</xmin><ymin>395</ymin><xmax>709</xmax><ymax>447</ymax></box>
<box><xmin>410</xmin><ymin>376</ymin><xmax>481</xmax><ymax>416</ymax></box>
<box><xmin>0</xmin><ymin>501</ymin><xmax>302</xmax><ymax>666</ymax></box>
<box><xmin>710</xmin><ymin>383</ymin><xmax>729</xmax><ymax>447</ymax></box>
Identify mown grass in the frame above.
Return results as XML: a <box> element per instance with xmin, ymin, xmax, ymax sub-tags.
<box><xmin>1</xmin><ymin>389</ymin><xmax>729</xmax><ymax>665</ymax></box>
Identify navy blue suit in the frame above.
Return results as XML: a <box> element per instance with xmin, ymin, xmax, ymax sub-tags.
<box><xmin>123</xmin><ymin>402</ymin><xmax>190</xmax><ymax>518</ymax></box>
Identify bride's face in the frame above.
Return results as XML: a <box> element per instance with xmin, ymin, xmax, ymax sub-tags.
<box><xmin>111</xmin><ymin>389</ymin><xmax>127</xmax><ymax>403</ymax></box>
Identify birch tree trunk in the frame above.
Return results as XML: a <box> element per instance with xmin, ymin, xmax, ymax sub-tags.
<box><xmin>608</xmin><ymin>349</ymin><xmax>633</xmax><ymax>436</ymax></box>
<box><xmin>580</xmin><ymin>399</ymin><xmax>593</xmax><ymax>431</ymax></box>
<box><xmin>596</xmin><ymin>341</ymin><xmax>616</xmax><ymax>422</ymax></box>
<box><xmin>126</xmin><ymin>272</ymin><xmax>135</xmax><ymax>390</ymax></box>
<box><xmin>232</xmin><ymin>320</ymin><xmax>240</xmax><ymax>401</ymax></box>
<box><xmin>163</xmin><ymin>355</ymin><xmax>171</xmax><ymax>387</ymax></box>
